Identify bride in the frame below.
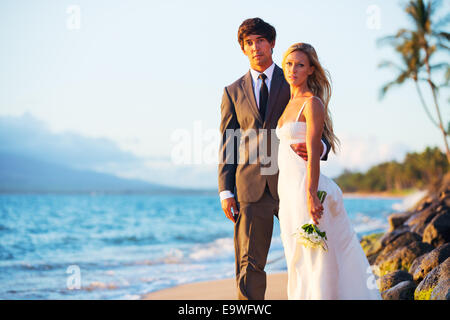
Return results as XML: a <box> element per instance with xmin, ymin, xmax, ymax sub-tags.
<box><xmin>276</xmin><ymin>43</ymin><xmax>381</xmax><ymax>300</ymax></box>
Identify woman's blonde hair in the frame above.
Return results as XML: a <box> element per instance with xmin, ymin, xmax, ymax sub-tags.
<box><xmin>282</xmin><ymin>43</ymin><xmax>340</xmax><ymax>154</ymax></box>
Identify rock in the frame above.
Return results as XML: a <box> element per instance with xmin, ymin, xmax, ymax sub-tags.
<box><xmin>360</xmin><ymin>233</ymin><xmax>384</xmax><ymax>264</ymax></box>
<box><xmin>430</xmin><ymin>278</ymin><xmax>450</xmax><ymax>300</ymax></box>
<box><xmin>409</xmin><ymin>243</ymin><xmax>450</xmax><ymax>282</ymax></box>
<box><xmin>375</xmin><ymin>231</ymin><xmax>421</xmax><ymax>266</ymax></box>
<box><xmin>379</xmin><ymin>270</ymin><xmax>413</xmax><ymax>292</ymax></box>
<box><xmin>409</xmin><ymin>254</ymin><xmax>427</xmax><ymax>281</ymax></box>
<box><xmin>444</xmin><ymin>197</ymin><xmax>450</xmax><ymax>208</ymax></box>
<box><xmin>379</xmin><ymin>226</ymin><xmax>412</xmax><ymax>247</ymax></box>
<box><xmin>415</xmin><ymin>257</ymin><xmax>450</xmax><ymax>300</ymax></box>
<box><xmin>440</xmin><ymin>189</ymin><xmax>450</xmax><ymax>199</ymax></box>
<box><xmin>422</xmin><ymin>211</ymin><xmax>450</xmax><ymax>247</ymax></box>
<box><xmin>439</xmin><ymin>189</ymin><xmax>450</xmax><ymax>208</ymax></box>
<box><xmin>375</xmin><ymin>241</ymin><xmax>434</xmax><ymax>277</ymax></box>
<box><xmin>404</xmin><ymin>205</ymin><xmax>440</xmax><ymax>235</ymax></box>
<box><xmin>366</xmin><ymin>254</ymin><xmax>377</xmax><ymax>266</ymax></box>
<box><xmin>437</xmin><ymin>175</ymin><xmax>450</xmax><ymax>199</ymax></box>
<box><xmin>388</xmin><ymin>212</ymin><xmax>414</xmax><ymax>232</ymax></box>
<box><xmin>413</xmin><ymin>195</ymin><xmax>434</xmax><ymax>212</ymax></box>
<box><xmin>381</xmin><ymin>280</ymin><xmax>417</xmax><ymax>300</ymax></box>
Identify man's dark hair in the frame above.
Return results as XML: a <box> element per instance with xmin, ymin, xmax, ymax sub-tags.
<box><xmin>237</xmin><ymin>18</ymin><xmax>276</xmax><ymax>50</ymax></box>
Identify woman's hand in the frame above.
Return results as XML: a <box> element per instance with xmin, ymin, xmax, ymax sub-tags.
<box><xmin>307</xmin><ymin>192</ymin><xmax>323</xmax><ymax>225</ymax></box>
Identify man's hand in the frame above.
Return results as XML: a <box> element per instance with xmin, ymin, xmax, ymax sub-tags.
<box><xmin>221</xmin><ymin>197</ymin><xmax>239</xmax><ymax>223</ymax></box>
<box><xmin>290</xmin><ymin>142</ymin><xmax>323</xmax><ymax>161</ymax></box>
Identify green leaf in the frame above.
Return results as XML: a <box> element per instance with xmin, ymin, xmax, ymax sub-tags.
<box><xmin>317</xmin><ymin>191</ymin><xmax>327</xmax><ymax>203</ymax></box>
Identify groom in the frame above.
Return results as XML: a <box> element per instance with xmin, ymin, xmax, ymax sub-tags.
<box><xmin>218</xmin><ymin>18</ymin><xmax>331</xmax><ymax>300</ymax></box>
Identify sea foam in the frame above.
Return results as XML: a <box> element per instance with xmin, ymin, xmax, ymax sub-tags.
<box><xmin>391</xmin><ymin>190</ymin><xmax>427</xmax><ymax>212</ymax></box>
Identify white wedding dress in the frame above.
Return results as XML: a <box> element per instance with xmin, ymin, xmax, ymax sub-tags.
<box><xmin>275</xmin><ymin>96</ymin><xmax>381</xmax><ymax>300</ymax></box>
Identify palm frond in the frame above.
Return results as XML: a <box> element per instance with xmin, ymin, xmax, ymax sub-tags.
<box><xmin>429</xmin><ymin>62</ymin><xmax>449</xmax><ymax>72</ymax></box>
<box><xmin>379</xmin><ymin>81</ymin><xmax>397</xmax><ymax>100</ymax></box>
<box><xmin>379</xmin><ymin>71</ymin><xmax>411</xmax><ymax>100</ymax></box>
<box><xmin>376</xmin><ymin>29</ymin><xmax>412</xmax><ymax>47</ymax></box>
<box><xmin>378</xmin><ymin>60</ymin><xmax>405</xmax><ymax>72</ymax></box>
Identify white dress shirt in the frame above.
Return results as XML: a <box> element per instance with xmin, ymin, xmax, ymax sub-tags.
<box><xmin>219</xmin><ymin>63</ymin><xmax>327</xmax><ymax>201</ymax></box>
<box><xmin>250</xmin><ymin>62</ymin><xmax>276</xmax><ymax>110</ymax></box>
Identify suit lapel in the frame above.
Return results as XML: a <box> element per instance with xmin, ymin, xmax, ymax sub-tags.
<box><xmin>241</xmin><ymin>71</ymin><xmax>263</xmax><ymax>125</ymax></box>
<box><xmin>265</xmin><ymin>65</ymin><xmax>284</xmax><ymax>128</ymax></box>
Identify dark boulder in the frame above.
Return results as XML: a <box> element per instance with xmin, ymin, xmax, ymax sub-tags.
<box><xmin>375</xmin><ymin>240</ymin><xmax>434</xmax><ymax>276</ymax></box>
<box><xmin>404</xmin><ymin>204</ymin><xmax>440</xmax><ymax>235</ymax></box>
<box><xmin>409</xmin><ymin>243</ymin><xmax>450</xmax><ymax>282</ymax></box>
<box><xmin>375</xmin><ymin>231</ymin><xmax>421</xmax><ymax>270</ymax></box>
<box><xmin>387</xmin><ymin>212</ymin><xmax>414</xmax><ymax>232</ymax></box>
<box><xmin>379</xmin><ymin>226</ymin><xmax>412</xmax><ymax>247</ymax></box>
<box><xmin>413</xmin><ymin>195</ymin><xmax>434</xmax><ymax>212</ymax></box>
<box><xmin>422</xmin><ymin>211</ymin><xmax>450</xmax><ymax>248</ymax></box>
<box><xmin>379</xmin><ymin>270</ymin><xmax>413</xmax><ymax>292</ymax></box>
<box><xmin>414</xmin><ymin>257</ymin><xmax>450</xmax><ymax>300</ymax></box>
<box><xmin>381</xmin><ymin>280</ymin><xmax>417</xmax><ymax>300</ymax></box>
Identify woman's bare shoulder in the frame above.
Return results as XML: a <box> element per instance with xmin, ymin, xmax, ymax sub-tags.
<box><xmin>305</xmin><ymin>96</ymin><xmax>325</xmax><ymax>113</ymax></box>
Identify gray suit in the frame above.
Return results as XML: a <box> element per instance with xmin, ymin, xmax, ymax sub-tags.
<box><xmin>218</xmin><ymin>64</ymin><xmax>330</xmax><ymax>299</ymax></box>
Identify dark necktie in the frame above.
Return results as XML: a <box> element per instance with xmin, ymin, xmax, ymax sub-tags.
<box><xmin>258</xmin><ymin>73</ymin><xmax>268</xmax><ymax>121</ymax></box>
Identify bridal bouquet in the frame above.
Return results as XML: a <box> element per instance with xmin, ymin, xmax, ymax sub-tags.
<box><xmin>293</xmin><ymin>191</ymin><xmax>328</xmax><ymax>251</ymax></box>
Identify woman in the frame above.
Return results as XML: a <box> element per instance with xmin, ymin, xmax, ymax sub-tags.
<box><xmin>276</xmin><ymin>43</ymin><xmax>381</xmax><ymax>299</ymax></box>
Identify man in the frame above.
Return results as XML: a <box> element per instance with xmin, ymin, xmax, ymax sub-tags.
<box><xmin>218</xmin><ymin>17</ymin><xmax>331</xmax><ymax>300</ymax></box>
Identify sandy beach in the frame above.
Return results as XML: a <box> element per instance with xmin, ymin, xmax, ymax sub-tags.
<box><xmin>142</xmin><ymin>273</ymin><xmax>288</xmax><ymax>300</ymax></box>
<box><xmin>343</xmin><ymin>192</ymin><xmax>408</xmax><ymax>199</ymax></box>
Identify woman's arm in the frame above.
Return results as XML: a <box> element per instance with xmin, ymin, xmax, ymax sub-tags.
<box><xmin>304</xmin><ymin>97</ymin><xmax>325</xmax><ymax>223</ymax></box>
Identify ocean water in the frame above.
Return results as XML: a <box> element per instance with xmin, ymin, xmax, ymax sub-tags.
<box><xmin>0</xmin><ymin>193</ymin><xmax>406</xmax><ymax>300</ymax></box>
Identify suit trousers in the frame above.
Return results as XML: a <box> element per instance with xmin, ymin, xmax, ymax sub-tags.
<box><xmin>234</xmin><ymin>182</ymin><xmax>279</xmax><ymax>300</ymax></box>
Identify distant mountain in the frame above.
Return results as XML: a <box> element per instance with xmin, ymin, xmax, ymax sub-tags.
<box><xmin>0</xmin><ymin>152</ymin><xmax>176</xmax><ymax>193</ymax></box>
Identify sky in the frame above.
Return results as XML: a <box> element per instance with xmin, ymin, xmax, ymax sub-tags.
<box><xmin>0</xmin><ymin>0</ymin><xmax>449</xmax><ymax>189</ymax></box>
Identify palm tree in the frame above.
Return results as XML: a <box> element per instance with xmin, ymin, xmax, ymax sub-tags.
<box><xmin>378</xmin><ymin>32</ymin><xmax>439</xmax><ymax>128</ymax></box>
<box><xmin>406</xmin><ymin>0</ymin><xmax>449</xmax><ymax>161</ymax></box>
<box><xmin>379</xmin><ymin>0</ymin><xmax>450</xmax><ymax>162</ymax></box>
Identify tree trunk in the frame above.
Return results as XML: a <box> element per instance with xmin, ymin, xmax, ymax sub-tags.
<box><xmin>414</xmin><ymin>80</ymin><xmax>439</xmax><ymax>128</ymax></box>
<box><xmin>424</xmin><ymin>53</ymin><xmax>450</xmax><ymax>163</ymax></box>
<box><xmin>428</xmin><ymin>82</ymin><xmax>450</xmax><ymax>162</ymax></box>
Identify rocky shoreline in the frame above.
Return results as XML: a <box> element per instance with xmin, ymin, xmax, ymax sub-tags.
<box><xmin>360</xmin><ymin>173</ymin><xmax>450</xmax><ymax>300</ymax></box>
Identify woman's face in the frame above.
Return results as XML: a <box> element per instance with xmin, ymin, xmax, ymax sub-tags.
<box><xmin>284</xmin><ymin>50</ymin><xmax>314</xmax><ymax>87</ymax></box>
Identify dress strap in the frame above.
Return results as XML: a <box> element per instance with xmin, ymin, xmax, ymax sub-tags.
<box><xmin>295</xmin><ymin>96</ymin><xmax>315</xmax><ymax>122</ymax></box>
<box><xmin>295</xmin><ymin>96</ymin><xmax>324</xmax><ymax>121</ymax></box>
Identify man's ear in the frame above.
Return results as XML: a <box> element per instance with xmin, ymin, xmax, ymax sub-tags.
<box><xmin>270</xmin><ymin>40</ymin><xmax>275</xmax><ymax>54</ymax></box>
<box><xmin>241</xmin><ymin>45</ymin><xmax>249</xmax><ymax>57</ymax></box>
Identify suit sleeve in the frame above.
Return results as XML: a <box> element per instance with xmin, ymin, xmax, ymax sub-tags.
<box><xmin>218</xmin><ymin>87</ymin><xmax>240</xmax><ymax>193</ymax></box>
<box><xmin>320</xmin><ymin>135</ymin><xmax>331</xmax><ymax>161</ymax></box>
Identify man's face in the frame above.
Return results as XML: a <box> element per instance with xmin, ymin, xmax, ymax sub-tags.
<box><xmin>242</xmin><ymin>34</ymin><xmax>274</xmax><ymax>71</ymax></box>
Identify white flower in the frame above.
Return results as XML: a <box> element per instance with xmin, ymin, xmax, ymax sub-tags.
<box><xmin>292</xmin><ymin>223</ymin><xmax>328</xmax><ymax>252</ymax></box>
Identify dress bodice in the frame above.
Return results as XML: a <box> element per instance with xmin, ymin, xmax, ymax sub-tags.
<box><xmin>276</xmin><ymin>122</ymin><xmax>307</xmax><ymax>143</ymax></box>
<box><xmin>275</xmin><ymin>96</ymin><xmax>314</xmax><ymax>143</ymax></box>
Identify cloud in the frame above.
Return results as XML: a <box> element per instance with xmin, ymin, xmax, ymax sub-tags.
<box><xmin>0</xmin><ymin>112</ymin><xmax>142</xmax><ymax>170</ymax></box>
<box><xmin>0</xmin><ymin>112</ymin><xmax>218</xmax><ymax>189</ymax></box>
<box><xmin>321</xmin><ymin>133</ymin><xmax>412</xmax><ymax>178</ymax></box>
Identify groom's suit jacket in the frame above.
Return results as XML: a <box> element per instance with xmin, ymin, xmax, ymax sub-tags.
<box><xmin>218</xmin><ymin>64</ymin><xmax>331</xmax><ymax>203</ymax></box>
